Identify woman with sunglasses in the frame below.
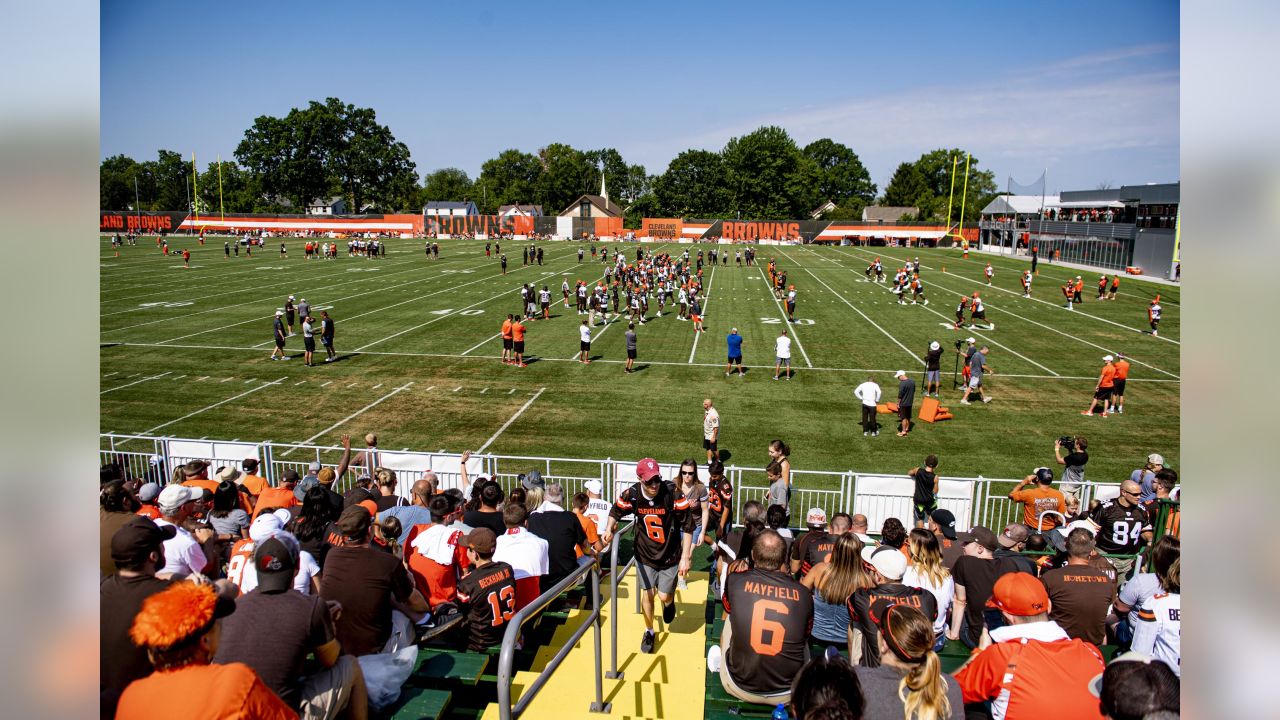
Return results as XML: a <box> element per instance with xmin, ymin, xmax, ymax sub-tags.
<box><xmin>857</xmin><ymin>603</ymin><xmax>963</xmax><ymax>720</ymax></box>
<box><xmin>676</xmin><ymin>459</ymin><xmax>710</xmax><ymax>589</ymax></box>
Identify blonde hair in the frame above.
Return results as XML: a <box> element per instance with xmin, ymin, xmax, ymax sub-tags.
<box><xmin>1063</xmin><ymin>492</ymin><xmax>1080</xmax><ymax>510</ymax></box>
<box><xmin>881</xmin><ymin>604</ymin><xmax>952</xmax><ymax>720</ymax></box>
<box><xmin>524</xmin><ymin>486</ymin><xmax>545</xmax><ymax>512</ymax></box>
<box><xmin>907</xmin><ymin>529</ymin><xmax>950</xmax><ymax>588</ymax></box>
<box><xmin>816</xmin><ymin>533</ymin><xmax>874</xmax><ymax>603</ymax></box>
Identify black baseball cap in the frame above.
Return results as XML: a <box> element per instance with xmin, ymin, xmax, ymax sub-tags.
<box><xmin>111</xmin><ymin>516</ymin><xmax>177</xmax><ymax>566</ymax></box>
<box><xmin>929</xmin><ymin>509</ymin><xmax>957</xmax><ymax>540</ymax></box>
<box><xmin>254</xmin><ymin>536</ymin><xmax>298</xmax><ymax>593</ymax></box>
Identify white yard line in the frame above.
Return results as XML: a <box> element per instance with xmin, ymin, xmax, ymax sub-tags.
<box><xmin>100</xmin><ymin>371</ymin><xmax>172</xmax><ymax>394</ymax></box>
<box><xmin>139</xmin><ymin>378</ymin><xmax>287</xmax><ymax>435</ymax></box>
<box><xmin>777</xmin><ymin>248</ymin><xmax>923</xmax><ymax>368</ymax></box>
<box><xmin>462</xmin><ymin>332</ymin><xmax>501</xmax><ymax>356</ymax></box>
<box><xmin>280</xmin><ymin>382</ymin><xmax>414</xmax><ymax>455</ymax></box>
<box><xmin>477</xmin><ymin>387</ymin><xmax>547</xmax><ymax>453</ymax></box>
<box><xmin>112</xmin><ymin>342</ymin><xmax>1182</xmax><ymax>383</ymax></box>
<box><xmin>688</xmin><ymin>263</ymin><xmax>717</xmax><ymax>363</ymax></box>
<box><xmin>755</xmin><ymin>263</ymin><xmax>812</xmax><ymax>367</ymax></box>
<box><xmin>838</xmin><ymin>247</ymin><xmax>1176</xmax><ymax>379</ymax></box>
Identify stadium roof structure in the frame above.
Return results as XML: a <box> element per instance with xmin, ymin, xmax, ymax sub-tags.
<box><xmin>980</xmin><ymin>194</ymin><xmax>1060</xmax><ymax>215</ymax></box>
<box><xmin>558</xmin><ymin>194</ymin><xmax>623</xmax><ymax>218</ymax></box>
<box><xmin>862</xmin><ymin>205</ymin><xmax>918</xmax><ymax>222</ymax></box>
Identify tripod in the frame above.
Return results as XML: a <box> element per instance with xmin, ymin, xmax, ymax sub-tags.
<box><xmin>952</xmin><ymin>349</ymin><xmax>962</xmax><ymax>390</ymax></box>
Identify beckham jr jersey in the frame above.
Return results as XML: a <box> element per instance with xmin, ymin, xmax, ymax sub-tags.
<box><xmin>609</xmin><ymin>481</ymin><xmax>692</xmax><ymax>568</ymax></box>
<box><xmin>456</xmin><ymin>561</ymin><xmax>517</xmax><ymax>651</ymax></box>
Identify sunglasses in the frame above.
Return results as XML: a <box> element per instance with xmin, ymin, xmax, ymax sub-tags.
<box><xmin>680</xmin><ymin>470</ymin><xmax>695</xmax><ymax>476</ymax></box>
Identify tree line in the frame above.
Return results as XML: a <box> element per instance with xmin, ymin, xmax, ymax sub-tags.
<box><xmin>101</xmin><ymin>97</ymin><xmax>997</xmax><ymax>225</ymax></box>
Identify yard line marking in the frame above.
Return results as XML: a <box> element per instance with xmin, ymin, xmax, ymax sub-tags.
<box><xmin>221</xmin><ymin>377</ymin><xmax>234</xmax><ymax>383</ymax></box>
<box><xmin>850</xmin><ymin>247</ymin><xmax>1180</xmax><ymax>345</ymax></box>
<box><xmin>245</xmin><ymin>379</ymin><xmax>256</xmax><ymax>384</ymax></box>
<box><xmin>294</xmin><ymin>380</ymin><xmax>307</xmax><ymax>386</ymax></box>
<box><xmin>322</xmin><ymin>381</ymin><xmax>333</xmax><ymax>387</ymax></box>
<box><xmin>477</xmin><ymin>387</ymin><xmax>547</xmax><ymax>453</ymax></box>
<box><xmin>453</xmin><ymin>386</ymin><xmax>462</xmax><ymax>392</ymax></box>
<box><xmin>103</xmin><ymin>371</ymin><xmax>119</xmax><ymax>378</ymax></box>
<box><xmin>777</xmin><ymin>248</ymin><xmax>922</xmax><ymax>368</ymax></box>
<box><xmin>172</xmin><ymin>375</ymin><xmax>186</xmax><ymax>380</ymax></box>
<box><xmin>346</xmin><ymin>383</ymin><xmax>358</xmax><ymax>388</ymax></box>
<box><xmin>196</xmin><ymin>376</ymin><xmax>209</xmax><ymax>381</ymax></box>
<box><xmin>101</xmin><ymin>371</ymin><xmax>172</xmax><ymax>395</ymax></box>
<box><xmin>822</xmin><ymin>247</ymin><xmax>1060</xmax><ymax>376</ymax></box>
<box><xmin>688</xmin><ymin>263</ymin><xmax>718</xmax><ymax>363</ymax></box>
<box><xmin>139</xmin><ymin>378</ymin><xmax>287</xmax><ymax>435</ymax></box>
<box><xmin>281</xmin><ymin>382</ymin><xmax>415</xmax><ymax>454</ymax></box>
<box><xmin>114</xmin><ymin>341</ymin><xmax>1183</xmax><ymax>383</ymax></box>
<box><xmin>480</xmin><ymin>387</ymin><xmax>488</xmax><ymax>394</ymax></box>
<box><xmin>127</xmin><ymin>373</ymin><xmax>140</xmax><ymax>378</ymax></box>
<box><xmin>372</xmin><ymin>383</ymin><xmax>383</xmax><ymax>390</ymax></box>
<box><xmin>838</xmin><ymin>247</ymin><xmax>1175</xmax><ymax>379</ymax></box>
<box><xmin>508</xmin><ymin>388</ymin><xmax>517</xmax><ymax>394</ymax></box>
<box><xmin>755</xmin><ymin>263</ymin><xmax>812</xmax><ymax>367</ymax></box>
<box><xmin>461</xmin><ymin>332</ymin><xmax>501</xmax><ymax>356</ymax></box>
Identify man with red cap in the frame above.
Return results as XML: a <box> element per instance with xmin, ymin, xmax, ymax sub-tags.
<box><xmin>953</xmin><ymin>572</ymin><xmax>1105</xmax><ymax>720</ymax></box>
<box><xmin>602</xmin><ymin>457</ymin><xmax>695</xmax><ymax>654</ymax></box>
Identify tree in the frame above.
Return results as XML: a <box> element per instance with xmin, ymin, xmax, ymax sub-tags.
<box><xmin>476</xmin><ymin>149</ymin><xmax>541</xmax><ymax>214</ymax></box>
<box><xmin>197</xmin><ymin>160</ymin><xmax>261</xmax><ymax>214</ymax></box>
<box><xmin>100</xmin><ymin>154</ymin><xmax>144</xmax><ymax>210</ymax></box>
<box><xmin>421</xmin><ymin>168</ymin><xmax>474</xmax><ymax>205</ymax></box>
<box><xmin>882</xmin><ymin>162</ymin><xmax>930</xmax><ymax>211</ymax></box>
<box><xmin>236</xmin><ymin>113</ymin><xmax>330</xmax><ymax>210</ymax></box>
<box><xmin>652</xmin><ymin>150</ymin><xmax>730</xmax><ymax>218</ymax></box>
<box><xmin>910</xmin><ymin>149</ymin><xmax>997</xmax><ymax>222</ymax></box>
<box><xmin>535</xmin><ymin>143</ymin><xmax>596</xmax><ymax>215</ymax></box>
<box><xmin>149</xmin><ymin>149</ymin><xmax>195</xmax><ymax>213</ymax></box>
<box><xmin>583</xmin><ymin>148</ymin><xmax>648</xmax><ymax>208</ymax></box>
<box><xmin>802</xmin><ymin>139</ymin><xmax>876</xmax><ymax>217</ymax></box>
<box><xmin>721</xmin><ymin>126</ymin><xmax>820</xmax><ymax>219</ymax></box>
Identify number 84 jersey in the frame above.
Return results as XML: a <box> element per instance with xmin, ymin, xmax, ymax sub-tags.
<box><xmin>610</xmin><ymin>481</ymin><xmax>693</xmax><ymax>568</ymax></box>
<box><xmin>1089</xmin><ymin>499</ymin><xmax>1152</xmax><ymax>554</ymax></box>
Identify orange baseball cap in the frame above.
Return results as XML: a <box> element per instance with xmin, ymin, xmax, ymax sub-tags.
<box><xmin>985</xmin><ymin>572</ymin><xmax>1050</xmax><ymax>616</ymax></box>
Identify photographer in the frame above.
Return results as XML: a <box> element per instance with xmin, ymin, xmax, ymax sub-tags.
<box><xmin>1054</xmin><ymin>436</ymin><xmax>1089</xmax><ymax>493</ymax></box>
<box><xmin>924</xmin><ymin>341</ymin><xmax>943</xmax><ymax>397</ymax></box>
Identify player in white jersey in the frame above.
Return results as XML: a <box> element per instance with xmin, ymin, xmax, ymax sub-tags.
<box><xmin>1021</xmin><ymin>270</ymin><xmax>1033</xmax><ymax>297</ymax></box>
<box><xmin>910</xmin><ymin>275</ymin><xmax>928</xmax><ymax>305</ymax></box>
<box><xmin>578</xmin><ymin>319</ymin><xmax>593</xmax><ymax>363</ymax></box>
<box><xmin>984</xmin><ymin>262</ymin><xmax>994</xmax><ymax>285</ymax></box>
<box><xmin>539</xmin><ymin>286</ymin><xmax>551</xmax><ymax>319</ymax></box>
<box><xmin>785</xmin><ymin>285</ymin><xmax>797</xmax><ymax>321</ymax></box>
<box><xmin>969</xmin><ymin>292</ymin><xmax>994</xmax><ymax>329</ymax></box>
<box><xmin>678</xmin><ymin>286</ymin><xmax>689</xmax><ymax>320</ymax></box>
<box><xmin>562</xmin><ymin>278</ymin><xmax>571</xmax><ymax>307</ymax></box>
<box><xmin>1148</xmin><ymin>299</ymin><xmax>1161</xmax><ymax>336</ymax></box>
<box><xmin>576</xmin><ymin>282</ymin><xmax>588</xmax><ymax>314</ymax></box>
<box><xmin>1132</xmin><ymin>589</ymin><xmax>1180</xmax><ymax>676</ymax></box>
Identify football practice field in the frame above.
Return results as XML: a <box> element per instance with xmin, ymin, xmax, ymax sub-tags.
<box><xmin>100</xmin><ymin>236</ymin><xmax>1180</xmax><ymax>485</ymax></box>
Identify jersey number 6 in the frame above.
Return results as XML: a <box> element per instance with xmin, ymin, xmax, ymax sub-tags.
<box><xmin>749</xmin><ymin>599</ymin><xmax>790</xmax><ymax>656</ymax></box>
<box><xmin>643</xmin><ymin>514</ymin><xmax>666</xmax><ymax>544</ymax></box>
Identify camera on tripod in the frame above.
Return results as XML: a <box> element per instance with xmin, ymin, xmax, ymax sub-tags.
<box><xmin>1058</xmin><ymin>436</ymin><xmax>1076</xmax><ymax>448</ymax></box>
<box><xmin>953</xmin><ymin>339</ymin><xmax>963</xmax><ymax>350</ymax></box>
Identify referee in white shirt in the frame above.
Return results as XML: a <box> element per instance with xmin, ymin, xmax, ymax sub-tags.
<box><xmin>853</xmin><ymin>376</ymin><xmax>881</xmax><ymax>436</ymax></box>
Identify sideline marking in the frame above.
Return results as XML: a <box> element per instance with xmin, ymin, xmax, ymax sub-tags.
<box><xmin>281</xmin><ymin>382</ymin><xmax>415</xmax><ymax>454</ymax></box>
<box><xmin>477</xmin><ymin>387</ymin><xmax>547</xmax><ymax>453</ymax></box>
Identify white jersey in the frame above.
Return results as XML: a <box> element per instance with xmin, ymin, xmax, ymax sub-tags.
<box><xmin>539</xmin><ymin>290</ymin><xmax>551</xmax><ymax>304</ymax></box>
<box><xmin>679</xmin><ymin>289</ymin><xmax>688</xmax><ymax>305</ymax></box>
<box><xmin>775</xmin><ymin>335</ymin><xmax>792</xmax><ymax>359</ymax></box>
<box><xmin>580</xmin><ymin>325</ymin><xmax>592</xmax><ymax>343</ymax></box>
<box><xmin>985</xmin><ymin>265</ymin><xmax>994</xmax><ymax>277</ymax></box>
<box><xmin>972</xmin><ymin>298</ymin><xmax>985</xmax><ymax>313</ymax></box>
<box><xmin>1132</xmin><ymin>591</ymin><xmax>1180</xmax><ymax>676</ymax></box>
<box><xmin>577</xmin><ymin>285</ymin><xmax>588</xmax><ymax>299</ymax></box>
<box><xmin>787</xmin><ymin>290</ymin><xmax>796</xmax><ymax>304</ymax></box>
<box><xmin>1023</xmin><ymin>273</ymin><xmax>1032</xmax><ymax>287</ymax></box>
<box><xmin>562</xmin><ymin>280</ymin><xmax>570</xmax><ymax>293</ymax></box>
<box><xmin>1150</xmin><ymin>304</ymin><xmax>1162</xmax><ymax>320</ymax></box>
<box><xmin>585</xmin><ymin>498</ymin><xmax>611</xmax><ymax>534</ymax></box>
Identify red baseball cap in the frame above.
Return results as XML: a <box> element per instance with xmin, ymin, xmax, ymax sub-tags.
<box><xmin>636</xmin><ymin>458</ymin><xmax>661</xmax><ymax>482</ymax></box>
<box><xmin>986</xmin><ymin>572</ymin><xmax>1050</xmax><ymax>616</ymax></box>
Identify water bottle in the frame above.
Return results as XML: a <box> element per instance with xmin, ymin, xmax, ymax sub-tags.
<box><xmin>771</xmin><ymin>703</ymin><xmax>789</xmax><ymax>720</ymax></box>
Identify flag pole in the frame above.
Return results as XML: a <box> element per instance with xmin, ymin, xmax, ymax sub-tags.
<box><xmin>218</xmin><ymin>155</ymin><xmax>225</xmax><ymax>222</ymax></box>
<box><xmin>192</xmin><ymin>151</ymin><xmax>199</xmax><ymax>232</ymax></box>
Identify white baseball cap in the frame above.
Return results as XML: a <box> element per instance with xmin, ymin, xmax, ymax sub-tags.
<box><xmin>966</xmin><ymin>337</ymin><xmax>976</xmax><ymax>343</ymax></box>
<box><xmin>157</xmin><ymin>484</ymin><xmax>199</xmax><ymax>512</ymax></box>
<box><xmin>275</xmin><ymin>310</ymin><xmax>283</xmax><ymax>316</ymax></box>
<box><xmin>894</xmin><ymin>370</ymin><xmax>907</xmax><ymax>379</ymax></box>
<box><xmin>805</xmin><ymin>507</ymin><xmax>828</xmax><ymax>526</ymax></box>
<box><xmin>1103</xmin><ymin>355</ymin><xmax>1114</xmax><ymax>362</ymax></box>
<box><xmin>929</xmin><ymin>341</ymin><xmax>940</xmax><ymax>351</ymax></box>
<box><xmin>1147</xmin><ymin>453</ymin><xmax>1164</xmax><ymax>466</ymax></box>
<box><xmin>249</xmin><ymin>513</ymin><xmax>284</xmax><ymax>542</ymax></box>
<box><xmin>861</xmin><ymin>545</ymin><xmax>907</xmax><ymax>580</ymax></box>
<box><xmin>583</xmin><ymin>480</ymin><xmax>603</xmax><ymax>495</ymax></box>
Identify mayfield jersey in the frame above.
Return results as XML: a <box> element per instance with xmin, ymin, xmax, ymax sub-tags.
<box><xmin>609</xmin><ymin>481</ymin><xmax>692</xmax><ymax>568</ymax></box>
<box><xmin>1089</xmin><ymin>500</ymin><xmax>1151</xmax><ymax>554</ymax></box>
<box><xmin>796</xmin><ymin>532</ymin><xmax>836</xmax><ymax>577</ymax></box>
<box><xmin>456</xmin><ymin>561</ymin><xmax>517</xmax><ymax>651</ymax></box>
<box><xmin>721</xmin><ymin>567</ymin><xmax>813</xmax><ymax>696</ymax></box>
<box><xmin>1149</xmin><ymin>304</ymin><xmax>1162</xmax><ymax>321</ymax></box>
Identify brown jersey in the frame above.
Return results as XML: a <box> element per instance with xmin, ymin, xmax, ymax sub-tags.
<box><xmin>722</xmin><ymin>567</ymin><xmax>813</xmax><ymax>696</ymax></box>
<box><xmin>609</xmin><ymin>481</ymin><xmax>692</xmax><ymax>568</ymax></box>
<box><xmin>455</xmin><ymin>561</ymin><xmax>517</xmax><ymax>651</ymax></box>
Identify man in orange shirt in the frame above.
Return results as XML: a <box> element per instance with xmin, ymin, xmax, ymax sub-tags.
<box><xmin>179</xmin><ymin>460</ymin><xmax>220</xmax><ymax>494</ymax></box>
<box><xmin>511</xmin><ymin>316</ymin><xmax>527</xmax><ymax>367</ymax></box>
<box><xmin>1107</xmin><ymin>275</ymin><xmax>1120</xmax><ymax>300</ymax></box>
<box><xmin>1108</xmin><ymin>353</ymin><xmax>1131</xmax><ymax>414</ymax></box>
<box><xmin>1008</xmin><ymin>467</ymin><xmax>1067</xmax><ymax>531</ymax></box>
<box><xmin>254</xmin><ymin>470</ymin><xmax>301</xmax><ymax>518</ymax></box>
<box><xmin>1083</xmin><ymin>355</ymin><xmax>1116</xmax><ymax>417</ymax></box>
<box><xmin>500</xmin><ymin>314</ymin><xmax>514</xmax><ymax>365</ymax></box>
<box><xmin>116</xmin><ymin>582</ymin><xmax>297</xmax><ymax>720</ymax></box>
<box><xmin>238</xmin><ymin>458</ymin><xmax>269</xmax><ymax>499</ymax></box>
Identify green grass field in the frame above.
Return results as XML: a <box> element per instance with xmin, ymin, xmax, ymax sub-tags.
<box><xmin>100</xmin><ymin>236</ymin><xmax>1179</xmax><ymax>486</ymax></box>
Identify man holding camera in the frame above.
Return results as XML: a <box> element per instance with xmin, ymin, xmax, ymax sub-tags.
<box><xmin>959</xmin><ymin>345</ymin><xmax>992</xmax><ymax>405</ymax></box>
<box><xmin>1054</xmin><ymin>437</ymin><xmax>1089</xmax><ymax>492</ymax></box>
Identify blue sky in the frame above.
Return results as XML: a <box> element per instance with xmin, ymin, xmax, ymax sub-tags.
<box><xmin>101</xmin><ymin>0</ymin><xmax>1179</xmax><ymax>195</ymax></box>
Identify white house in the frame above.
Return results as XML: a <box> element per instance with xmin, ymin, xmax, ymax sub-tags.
<box><xmin>498</xmin><ymin>204</ymin><xmax>543</xmax><ymax>218</ymax></box>
<box><xmin>306</xmin><ymin>196</ymin><xmax>346</xmax><ymax>215</ymax></box>
<box><xmin>424</xmin><ymin>200</ymin><xmax>479</xmax><ymax>217</ymax></box>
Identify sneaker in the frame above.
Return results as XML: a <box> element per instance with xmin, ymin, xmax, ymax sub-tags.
<box><xmin>726</xmin><ymin>372</ymin><xmax>731</xmax><ymax>376</ymax></box>
<box><xmin>824</xmin><ymin>645</ymin><xmax>840</xmax><ymax>662</ymax></box>
<box><xmin>707</xmin><ymin>645</ymin><xmax>723</xmax><ymax>672</ymax></box>
<box><xmin>418</xmin><ymin>604</ymin><xmax>464</xmax><ymax>643</ymax></box>
<box><xmin>662</xmin><ymin>601</ymin><xmax>676</xmax><ymax>624</ymax></box>
<box><xmin>1081</xmin><ymin>412</ymin><xmax>1093</xmax><ymax>416</ymax></box>
<box><xmin>960</xmin><ymin>399</ymin><xmax>971</xmax><ymax>405</ymax></box>
<box><xmin>640</xmin><ymin>630</ymin><xmax>656</xmax><ymax>654</ymax></box>
<box><xmin>282</xmin><ymin>356</ymin><xmax>291</xmax><ymax>360</ymax></box>
<box><xmin>270</xmin><ymin>356</ymin><xmax>278</xmax><ymax>360</ymax></box>
<box><xmin>772</xmin><ymin>376</ymin><xmax>779</xmax><ymax>380</ymax></box>
<box><xmin>981</xmin><ymin>397</ymin><xmax>992</xmax><ymax>404</ymax></box>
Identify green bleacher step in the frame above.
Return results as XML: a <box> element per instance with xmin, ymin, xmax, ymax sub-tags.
<box><xmin>382</xmin><ymin>686</ymin><xmax>452</xmax><ymax>720</ymax></box>
<box><xmin>408</xmin><ymin>649</ymin><xmax>490</xmax><ymax>686</ymax></box>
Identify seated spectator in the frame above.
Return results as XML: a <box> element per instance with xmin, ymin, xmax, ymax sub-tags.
<box><xmin>1145</xmin><ymin>469</ymin><xmax>1180</xmax><ymax>538</ymax></box>
<box><xmin>463</xmin><ymin>480</ymin><xmax>507</xmax><ymax>536</ymax></box>
<box><xmin>180</xmin><ymin>459</ymin><xmax>220</xmax><ymax>493</ymax></box>
<box><xmin>570</xmin><ymin>492</ymin><xmax>603</xmax><ymax>564</ymax></box>
<box><xmin>135</xmin><ymin>483</ymin><xmax>163</xmax><ymax>520</ymax></box>
<box><xmin>455</xmin><ymin>528</ymin><xmax>519</xmax><ymax>651</ymax></box>
<box><xmin>1112</xmin><ymin>535</ymin><xmax>1179</xmax><ymax>646</ymax></box>
<box><xmin>719</xmin><ymin>500</ymin><xmax>764</xmax><ymax>587</ymax></box>
<box><xmin>379</xmin><ymin>479</ymin><xmax>434</xmax><ymax>544</ymax></box>
<box><xmin>374</xmin><ymin>468</ymin><xmax>408</xmax><ymax>511</ymax></box>
<box><xmin>1130</xmin><ymin>453</ymin><xmax>1164</xmax><ymax>504</ymax></box>
<box><xmin>1061</xmin><ymin>492</ymin><xmax>1088</xmax><ymax>523</ymax></box>
<box><xmin>1025</xmin><ymin>533</ymin><xmax>1053</xmax><ymax>575</ymax></box>
<box><xmin>718</xmin><ymin>530</ymin><xmax>813</xmax><ymax>704</ymax></box>
<box><xmin>849</xmin><ymin>513</ymin><xmax>877</xmax><ymax>547</ymax></box>
<box><xmin>255</xmin><ymin>470</ymin><xmax>301</xmax><ymax>519</ymax></box>
<box><xmin>101</xmin><ymin>480</ymin><xmax>142</xmax><ymax>577</ymax></box>
<box><xmin>927</xmin><ymin>509</ymin><xmax>963</xmax><ymax>569</ymax></box>
<box><xmin>214</xmin><ymin>534</ymin><xmax>368</xmax><ymax>719</ymax></box>
<box><xmin>879</xmin><ymin>517</ymin><xmax>908</xmax><ymax>557</ymax></box>
<box><xmin>789</xmin><ymin>508</ymin><xmax>830</xmax><ymax>575</ymax></box>
<box><xmin>1089</xmin><ymin>651</ymin><xmax>1180</xmax><ymax>719</ymax></box>
<box><xmin>800</xmin><ymin>533</ymin><xmax>874</xmax><ymax>654</ymax></box>
<box><xmin>855</xmin><ymin>603</ymin><xmax>964</xmax><ymax>720</ymax></box>
<box><xmin>208</xmin><ymin>480</ymin><xmax>251</xmax><ymax>542</ymax></box>
<box><xmin>493</xmin><ymin>502</ymin><xmax>549</xmax><ymax>612</ymax></box>
<box><xmin>404</xmin><ymin>494</ymin><xmax>471</xmax><ymax>609</ymax></box>
<box><xmin>1131</xmin><ymin>558</ymin><xmax>1180</xmax><ymax>676</ymax></box>
<box><xmin>947</xmin><ymin>526</ymin><xmax>1002</xmax><ymax>648</ymax></box>
<box><xmin>1007</xmin><ymin>467</ymin><xmax>1066</xmax><ymax>531</ymax></box>
<box><xmin>994</xmin><ymin>523</ymin><xmax>1037</xmax><ymax>574</ymax></box>
<box><xmin>289</xmin><ymin>486</ymin><xmax>339</xmax><ymax>568</ymax></box>
<box><xmin>954</xmin><ymin>573</ymin><xmax>1105</xmax><ymax>720</ymax></box>
<box><xmin>788</xmin><ymin>654</ymin><xmax>866</xmax><ymax>720</ymax></box>
<box><xmin>101</xmin><ymin>518</ymin><xmax>176</xmax><ymax>717</ymax></box>
<box><xmin>154</xmin><ymin>485</ymin><xmax>212</xmax><ymax>579</ymax></box>
<box><xmin>238</xmin><ymin>458</ymin><xmax>270</xmax><ymax>500</ymax></box>
<box><xmin>507</xmin><ymin>486</ymin><xmax>527</xmax><ymax>508</ymax></box>
<box><xmin>1040</xmin><ymin>528</ymin><xmax>1115</xmax><ymax>645</ymax></box>
<box><xmin>766</xmin><ymin>503</ymin><xmax>794</xmax><ymax>541</ymax></box>
<box><xmin>116</xmin><ymin>582</ymin><xmax>295</xmax><ymax>719</ymax></box>
<box><xmin>848</xmin><ymin>545</ymin><xmax>937</xmax><ymax>667</ymax></box>
<box><xmin>321</xmin><ymin>505</ymin><xmax>428</xmax><ymax>656</ymax></box>
<box><xmin>902</xmin><ymin>529</ymin><xmax>954</xmax><ymax>651</ymax></box>
<box><xmin>226</xmin><ymin>512</ymin><xmax>321</xmax><ymax>595</ymax></box>
<box><xmin>791</xmin><ymin>510</ymin><xmax>847</xmax><ymax>577</ymax></box>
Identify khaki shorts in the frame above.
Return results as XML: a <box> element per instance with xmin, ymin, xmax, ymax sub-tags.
<box><xmin>298</xmin><ymin>654</ymin><xmax>358</xmax><ymax>720</ymax></box>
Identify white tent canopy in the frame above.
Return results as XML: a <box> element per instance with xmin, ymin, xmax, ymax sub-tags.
<box><xmin>980</xmin><ymin>194</ymin><xmax>1060</xmax><ymax>215</ymax></box>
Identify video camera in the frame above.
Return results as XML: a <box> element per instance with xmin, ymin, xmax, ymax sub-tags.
<box><xmin>954</xmin><ymin>339</ymin><xmax>964</xmax><ymax>350</ymax></box>
<box><xmin>1058</xmin><ymin>436</ymin><xmax>1076</xmax><ymax>448</ymax></box>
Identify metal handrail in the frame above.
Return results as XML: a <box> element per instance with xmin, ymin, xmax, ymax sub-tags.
<box><xmin>1035</xmin><ymin>510</ymin><xmax>1069</xmax><ymax>531</ymax></box>
<box><xmin>606</xmin><ymin>520</ymin><xmax>638</xmax><ymax>679</ymax></box>
<box><xmin>495</xmin><ymin>545</ymin><xmax>610</xmax><ymax>719</ymax></box>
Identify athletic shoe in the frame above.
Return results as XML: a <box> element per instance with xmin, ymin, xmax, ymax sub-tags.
<box><xmin>982</xmin><ymin>397</ymin><xmax>992</xmax><ymax>404</ymax></box>
<box><xmin>282</xmin><ymin>356</ymin><xmax>291</xmax><ymax>360</ymax></box>
<box><xmin>1081</xmin><ymin>412</ymin><xmax>1093</xmax><ymax>416</ymax></box>
<box><xmin>417</xmin><ymin>604</ymin><xmax>464</xmax><ymax>643</ymax></box>
<box><xmin>640</xmin><ymin>630</ymin><xmax>656</xmax><ymax>654</ymax></box>
<box><xmin>863</xmin><ymin>432</ymin><xmax>869</xmax><ymax>436</ymax></box>
<box><xmin>960</xmin><ymin>399</ymin><xmax>971</xmax><ymax>405</ymax></box>
<box><xmin>662</xmin><ymin>601</ymin><xmax>676</xmax><ymax>624</ymax></box>
<box><xmin>726</xmin><ymin>372</ymin><xmax>731</xmax><ymax>377</ymax></box>
<box><xmin>270</xmin><ymin>356</ymin><xmax>278</xmax><ymax>361</ymax></box>
<box><xmin>772</xmin><ymin>376</ymin><xmax>779</xmax><ymax>380</ymax></box>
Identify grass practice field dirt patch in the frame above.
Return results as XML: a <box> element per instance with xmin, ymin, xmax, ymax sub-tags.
<box><xmin>100</xmin><ymin>237</ymin><xmax>1179</xmax><ymax>487</ymax></box>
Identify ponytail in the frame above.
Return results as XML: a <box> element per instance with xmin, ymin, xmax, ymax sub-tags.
<box><xmin>881</xmin><ymin>604</ymin><xmax>952</xmax><ymax>720</ymax></box>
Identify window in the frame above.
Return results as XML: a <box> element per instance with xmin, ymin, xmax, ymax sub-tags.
<box><xmin>580</xmin><ymin>200</ymin><xmax>591</xmax><ymax>218</ymax></box>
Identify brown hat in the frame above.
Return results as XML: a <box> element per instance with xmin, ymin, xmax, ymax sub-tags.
<box><xmin>336</xmin><ymin>505</ymin><xmax>372</xmax><ymax>539</ymax></box>
<box><xmin>317</xmin><ymin>467</ymin><xmax>336</xmax><ymax>485</ymax></box>
<box><xmin>183</xmin><ymin>459</ymin><xmax>209</xmax><ymax>477</ymax></box>
<box><xmin>459</xmin><ymin>527</ymin><xmax>497</xmax><ymax>555</ymax></box>
<box><xmin>998</xmin><ymin>523</ymin><xmax>1031</xmax><ymax>549</ymax></box>
<box><xmin>956</xmin><ymin>526</ymin><xmax>998</xmax><ymax>553</ymax></box>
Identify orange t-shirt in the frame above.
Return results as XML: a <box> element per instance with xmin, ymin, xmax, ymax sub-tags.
<box><xmin>239</xmin><ymin>473</ymin><xmax>269</xmax><ymax>496</ymax></box>
<box><xmin>1113</xmin><ymin>360</ymin><xmax>1130</xmax><ymax>380</ymax></box>
<box><xmin>1099</xmin><ymin>364</ymin><xmax>1116</xmax><ymax>388</ymax></box>
<box><xmin>182</xmin><ymin>478</ymin><xmax>220</xmax><ymax>494</ymax></box>
<box><xmin>1008</xmin><ymin>485</ymin><xmax>1066</xmax><ymax>529</ymax></box>
<box><xmin>116</xmin><ymin>662</ymin><xmax>298</xmax><ymax>720</ymax></box>
<box><xmin>574</xmin><ymin>512</ymin><xmax>600</xmax><ymax>558</ymax></box>
<box><xmin>253</xmin><ymin>486</ymin><xmax>299</xmax><ymax>517</ymax></box>
<box><xmin>512</xmin><ymin>322</ymin><xmax>526</xmax><ymax>342</ymax></box>
<box><xmin>501</xmin><ymin>319</ymin><xmax>513</xmax><ymax>339</ymax></box>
